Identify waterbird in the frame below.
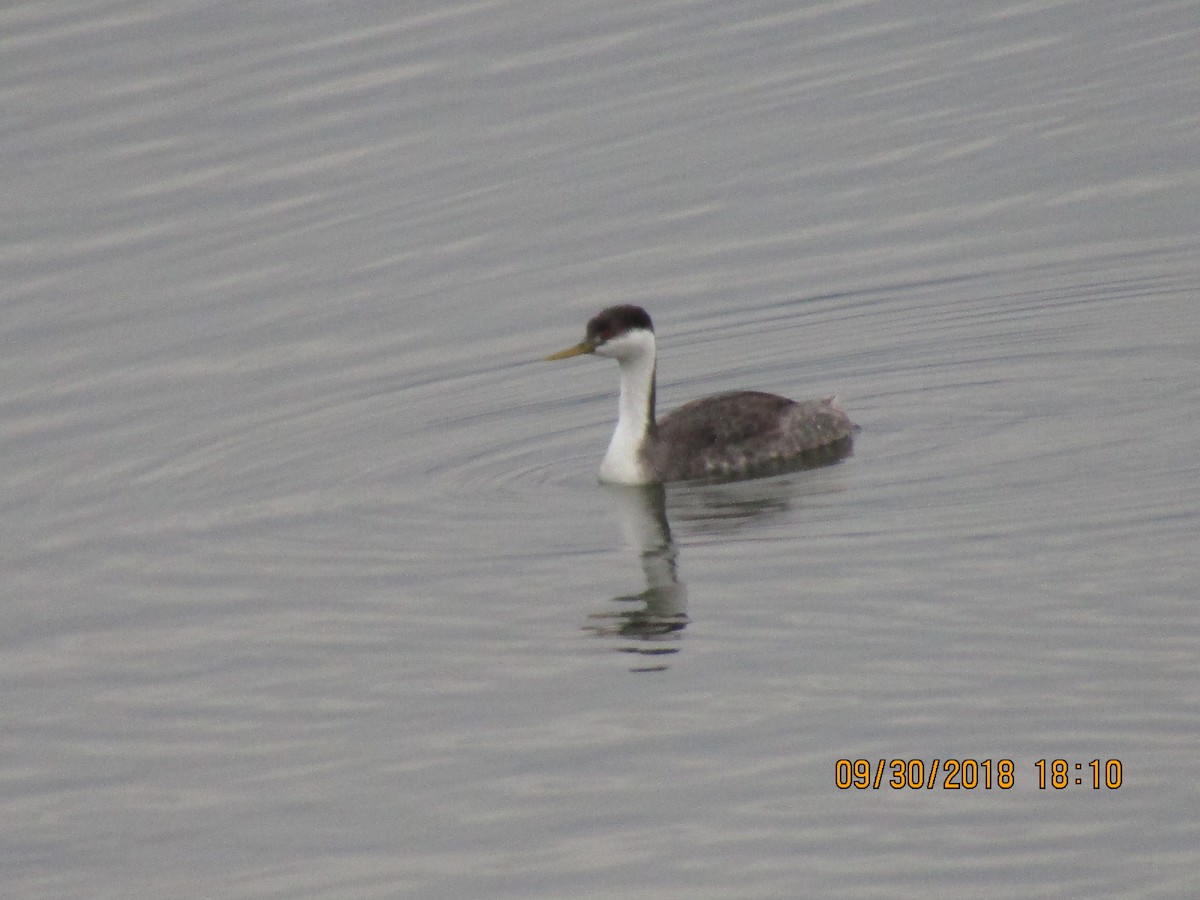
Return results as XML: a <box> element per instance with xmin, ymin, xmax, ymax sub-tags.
<box><xmin>544</xmin><ymin>305</ymin><xmax>856</xmax><ymax>484</ymax></box>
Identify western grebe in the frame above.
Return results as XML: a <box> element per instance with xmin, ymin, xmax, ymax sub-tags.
<box><xmin>545</xmin><ymin>304</ymin><xmax>857</xmax><ymax>484</ymax></box>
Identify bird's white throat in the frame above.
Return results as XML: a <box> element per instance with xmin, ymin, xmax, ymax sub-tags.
<box><xmin>597</xmin><ymin>328</ymin><xmax>657</xmax><ymax>484</ymax></box>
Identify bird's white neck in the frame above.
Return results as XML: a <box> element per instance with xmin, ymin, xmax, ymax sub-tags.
<box><xmin>598</xmin><ymin>329</ymin><xmax>657</xmax><ymax>484</ymax></box>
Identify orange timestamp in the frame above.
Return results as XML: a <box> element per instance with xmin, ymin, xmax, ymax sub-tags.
<box><xmin>834</xmin><ymin>758</ymin><xmax>1125</xmax><ymax>790</ymax></box>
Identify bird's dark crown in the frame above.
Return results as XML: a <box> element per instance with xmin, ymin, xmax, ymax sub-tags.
<box><xmin>585</xmin><ymin>305</ymin><xmax>654</xmax><ymax>345</ymax></box>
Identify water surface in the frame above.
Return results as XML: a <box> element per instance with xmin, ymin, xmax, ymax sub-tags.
<box><xmin>2</xmin><ymin>1</ymin><xmax>1199</xmax><ymax>897</ymax></box>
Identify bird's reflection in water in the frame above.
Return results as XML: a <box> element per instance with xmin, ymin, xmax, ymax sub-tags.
<box><xmin>584</xmin><ymin>484</ymin><xmax>687</xmax><ymax>672</ymax></box>
<box><xmin>585</xmin><ymin>461</ymin><xmax>852</xmax><ymax>672</ymax></box>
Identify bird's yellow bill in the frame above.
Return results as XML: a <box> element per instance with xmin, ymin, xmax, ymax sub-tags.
<box><xmin>544</xmin><ymin>341</ymin><xmax>593</xmax><ymax>361</ymax></box>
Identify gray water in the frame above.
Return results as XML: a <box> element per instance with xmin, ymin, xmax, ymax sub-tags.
<box><xmin>3</xmin><ymin>1</ymin><xmax>1199</xmax><ymax>897</ymax></box>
